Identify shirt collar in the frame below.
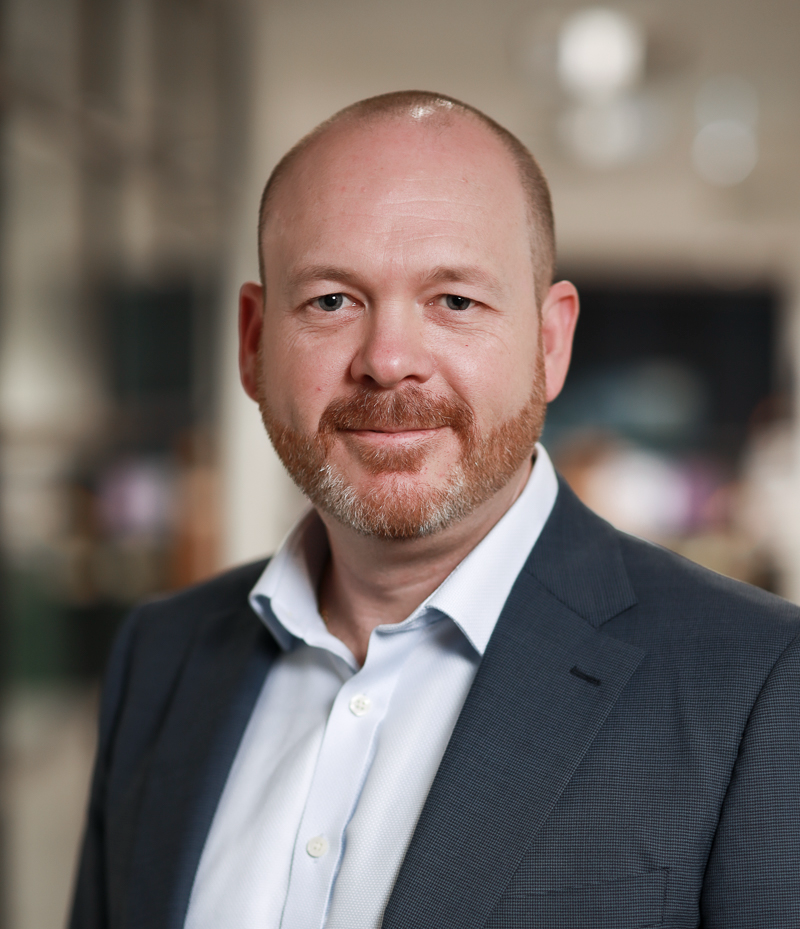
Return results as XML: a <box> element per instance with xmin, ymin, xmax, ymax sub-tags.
<box><xmin>249</xmin><ymin>443</ymin><xmax>559</xmax><ymax>659</ymax></box>
<box><xmin>422</xmin><ymin>443</ymin><xmax>558</xmax><ymax>654</ymax></box>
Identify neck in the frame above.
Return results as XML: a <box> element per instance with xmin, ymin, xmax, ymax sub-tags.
<box><xmin>317</xmin><ymin>457</ymin><xmax>532</xmax><ymax>665</ymax></box>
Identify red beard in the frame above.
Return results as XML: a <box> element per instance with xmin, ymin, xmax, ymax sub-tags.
<box><xmin>258</xmin><ymin>361</ymin><xmax>546</xmax><ymax>540</ymax></box>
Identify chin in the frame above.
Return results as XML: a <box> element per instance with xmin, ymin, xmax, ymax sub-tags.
<box><xmin>315</xmin><ymin>470</ymin><xmax>474</xmax><ymax>540</ymax></box>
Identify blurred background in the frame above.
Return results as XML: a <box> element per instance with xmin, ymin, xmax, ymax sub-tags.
<box><xmin>1</xmin><ymin>0</ymin><xmax>799</xmax><ymax>925</ymax></box>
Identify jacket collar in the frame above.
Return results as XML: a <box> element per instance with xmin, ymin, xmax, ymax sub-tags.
<box><xmin>525</xmin><ymin>476</ymin><xmax>637</xmax><ymax>626</ymax></box>
<box><xmin>384</xmin><ymin>480</ymin><xmax>643</xmax><ymax>929</ymax></box>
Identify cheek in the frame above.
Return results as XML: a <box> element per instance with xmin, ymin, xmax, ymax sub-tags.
<box><xmin>259</xmin><ymin>330</ymin><xmax>348</xmax><ymax>429</ymax></box>
<box><xmin>436</xmin><ymin>335</ymin><xmax>540</xmax><ymax>424</ymax></box>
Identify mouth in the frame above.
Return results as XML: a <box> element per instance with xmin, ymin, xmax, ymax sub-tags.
<box><xmin>343</xmin><ymin>426</ymin><xmax>443</xmax><ymax>445</ymax></box>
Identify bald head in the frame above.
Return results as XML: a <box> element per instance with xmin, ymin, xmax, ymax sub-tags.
<box><xmin>257</xmin><ymin>91</ymin><xmax>555</xmax><ymax>305</ymax></box>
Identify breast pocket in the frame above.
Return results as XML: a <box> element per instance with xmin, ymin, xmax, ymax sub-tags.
<box><xmin>486</xmin><ymin>868</ymin><xmax>668</xmax><ymax>929</ymax></box>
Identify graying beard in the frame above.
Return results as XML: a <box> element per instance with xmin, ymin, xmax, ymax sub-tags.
<box><xmin>309</xmin><ymin>461</ymin><xmax>473</xmax><ymax>540</ymax></box>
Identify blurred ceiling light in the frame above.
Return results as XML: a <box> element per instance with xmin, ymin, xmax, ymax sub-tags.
<box><xmin>695</xmin><ymin>75</ymin><xmax>758</xmax><ymax>129</ymax></box>
<box><xmin>559</xmin><ymin>98</ymin><xmax>644</xmax><ymax>168</ymax></box>
<box><xmin>692</xmin><ymin>76</ymin><xmax>759</xmax><ymax>186</ymax></box>
<box><xmin>584</xmin><ymin>447</ymin><xmax>693</xmax><ymax>539</ymax></box>
<box><xmin>692</xmin><ymin>120</ymin><xmax>758</xmax><ymax>186</ymax></box>
<box><xmin>557</xmin><ymin>7</ymin><xmax>645</xmax><ymax>100</ymax></box>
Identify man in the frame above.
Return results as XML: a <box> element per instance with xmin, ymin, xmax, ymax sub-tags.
<box><xmin>71</xmin><ymin>91</ymin><xmax>800</xmax><ymax>929</ymax></box>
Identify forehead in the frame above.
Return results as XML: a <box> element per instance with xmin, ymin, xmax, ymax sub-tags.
<box><xmin>263</xmin><ymin>114</ymin><xmax>532</xmax><ymax>267</ymax></box>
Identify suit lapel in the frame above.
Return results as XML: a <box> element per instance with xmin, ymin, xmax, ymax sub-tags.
<box><xmin>126</xmin><ymin>601</ymin><xmax>277</xmax><ymax>929</ymax></box>
<box><xmin>384</xmin><ymin>482</ymin><xmax>645</xmax><ymax>929</ymax></box>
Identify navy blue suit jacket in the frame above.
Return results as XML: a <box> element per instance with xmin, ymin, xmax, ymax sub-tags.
<box><xmin>70</xmin><ymin>481</ymin><xmax>800</xmax><ymax>928</ymax></box>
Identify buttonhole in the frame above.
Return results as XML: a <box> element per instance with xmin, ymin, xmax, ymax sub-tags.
<box><xmin>570</xmin><ymin>665</ymin><xmax>601</xmax><ymax>687</ymax></box>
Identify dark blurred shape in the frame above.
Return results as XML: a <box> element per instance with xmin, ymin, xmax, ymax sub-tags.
<box><xmin>108</xmin><ymin>284</ymin><xmax>194</xmax><ymax>403</ymax></box>
<box><xmin>546</xmin><ymin>281</ymin><xmax>786</xmax><ymax>591</ymax></box>
<box><xmin>105</xmin><ymin>282</ymin><xmax>199</xmax><ymax>450</ymax></box>
<box><xmin>547</xmin><ymin>282</ymin><xmax>779</xmax><ymax>454</ymax></box>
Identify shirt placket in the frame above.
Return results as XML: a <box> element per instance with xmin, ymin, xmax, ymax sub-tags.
<box><xmin>279</xmin><ymin>626</ymin><xmax>425</xmax><ymax>929</ymax></box>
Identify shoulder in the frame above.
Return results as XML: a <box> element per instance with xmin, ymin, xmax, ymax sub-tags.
<box><xmin>94</xmin><ymin>558</ymin><xmax>270</xmax><ymax>768</ymax></box>
<box><xmin>103</xmin><ymin>561</ymin><xmax>267</xmax><ymax>706</ymax></box>
<box><xmin>616</xmin><ymin>530</ymin><xmax>800</xmax><ymax>643</ymax></box>
<box><xmin>118</xmin><ymin>557</ymin><xmax>269</xmax><ymax>675</ymax></box>
<box><xmin>531</xmin><ymin>480</ymin><xmax>800</xmax><ymax>771</ymax></box>
<box><xmin>132</xmin><ymin>558</ymin><xmax>269</xmax><ymax>634</ymax></box>
<box><xmin>537</xmin><ymin>478</ymin><xmax>800</xmax><ymax>675</ymax></box>
<box><xmin>603</xmin><ymin>522</ymin><xmax>800</xmax><ymax>720</ymax></box>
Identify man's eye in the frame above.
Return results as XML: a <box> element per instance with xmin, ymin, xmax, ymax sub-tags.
<box><xmin>312</xmin><ymin>293</ymin><xmax>348</xmax><ymax>311</ymax></box>
<box><xmin>443</xmin><ymin>294</ymin><xmax>473</xmax><ymax>311</ymax></box>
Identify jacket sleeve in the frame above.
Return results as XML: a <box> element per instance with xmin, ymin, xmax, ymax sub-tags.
<box><xmin>68</xmin><ymin>610</ymin><xmax>140</xmax><ymax>929</ymax></box>
<box><xmin>701</xmin><ymin>629</ymin><xmax>800</xmax><ymax>926</ymax></box>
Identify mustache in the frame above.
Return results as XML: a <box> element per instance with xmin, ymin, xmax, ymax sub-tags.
<box><xmin>318</xmin><ymin>386</ymin><xmax>475</xmax><ymax>435</ymax></box>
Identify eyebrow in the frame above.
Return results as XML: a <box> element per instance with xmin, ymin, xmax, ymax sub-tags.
<box><xmin>286</xmin><ymin>264</ymin><xmax>508</xmax><ymax>300</ymax></box>
<box><xmin>285</xmin><ymin>265</ymin><xmax>363</xmax><ymax>291</ymax></box>
<box><xmin>419</xmin><ymin>265</ymin><xmax>507</xmax><ymax>301</ymax></box>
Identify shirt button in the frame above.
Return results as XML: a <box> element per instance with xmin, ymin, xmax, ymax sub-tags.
<box><xmin>306</xmin><ymin>835</ymin><xmax>329</xmax><ymax>858</ymax></box>
<box><xmin>349</xmin><ymin>694</ymin><xmax>371</xmax><ymax>717</ymax></box>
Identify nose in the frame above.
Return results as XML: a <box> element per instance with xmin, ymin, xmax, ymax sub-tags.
<box><xmin>349</xmin><ymin>303</ymin><xmax>434</xmax><ymax>388</ymax></box>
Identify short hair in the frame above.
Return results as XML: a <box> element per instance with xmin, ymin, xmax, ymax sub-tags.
<box><xmin>257</xmin><ymin>90</ymin><xmax>555</xmax><ymax>305</ymax></box>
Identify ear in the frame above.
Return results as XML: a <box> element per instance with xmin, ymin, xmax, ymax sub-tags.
<box><xmin>239</xmin><ymin>281</ymin><xmax>265</xmax><ymax>401</ymax></box>
<box><xmin>540</xmin><ymin>280</ymin><xmax>580</xmax><ymax>403</ymax></box>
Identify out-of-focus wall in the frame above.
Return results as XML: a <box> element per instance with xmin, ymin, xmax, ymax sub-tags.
<box><xmin>0</xmin><ymin>0</ymin><xmax>248</xmax><ymax>925</ymax></box>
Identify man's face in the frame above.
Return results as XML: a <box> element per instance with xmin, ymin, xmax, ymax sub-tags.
<box><xmin>245</xmin><ymin>114</ymin><xmax>564</xmax><ymax>539</ymax></box>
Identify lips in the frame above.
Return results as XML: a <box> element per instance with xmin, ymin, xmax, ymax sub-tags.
<box><xmin>345</xmin><ymin>426</ymin><xmax>441</xmax><ymax>436</ymax></box>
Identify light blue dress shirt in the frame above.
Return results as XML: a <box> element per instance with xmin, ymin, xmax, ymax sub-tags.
<box><xmin>184</xmin><ymin>445</ymin><xmax>558</xmax><ymax>929</ymax></box>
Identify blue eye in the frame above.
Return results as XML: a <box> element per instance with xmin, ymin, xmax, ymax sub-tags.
<box><xmin>314</xmin><ymin>293</ymin><xmax>346</xmax><ymax>311</ymax></box>
<box><xmin>444</xmin><ymin>294</ymin><xmax>472</xmax><ymax>311</ymax></box>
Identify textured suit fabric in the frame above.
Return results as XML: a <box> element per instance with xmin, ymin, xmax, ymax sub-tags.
<box><xmin>70</xmin><ymin>480</ymin><xmax>800</xmax><ymax>929</ymax></box>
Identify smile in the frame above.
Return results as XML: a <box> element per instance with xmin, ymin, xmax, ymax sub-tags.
<box><xmin>343</xmin><ymin>427</ymin><xmax>443</xmax><ymax>445</ymax></box>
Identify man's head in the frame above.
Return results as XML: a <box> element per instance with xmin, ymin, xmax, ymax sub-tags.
<box><xmin>239</xmin><ymin>90</ymin><xmax>578</xmax><ymax>540</ymax></box>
